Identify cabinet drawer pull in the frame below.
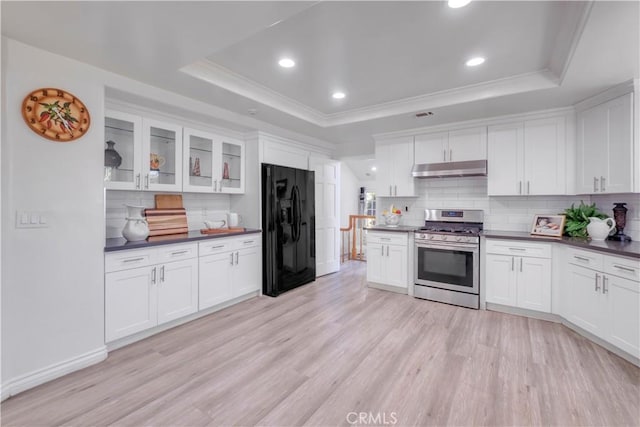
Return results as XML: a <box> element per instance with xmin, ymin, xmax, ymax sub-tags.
<box><xmin>603</xmin><ymin>275</ymin><xmax>609</xmax><ymax>294</ymax></box>
<box><xmin>171</xmin><ymin>250</ymin><xmax>189</xmax><ymax>256</ymax></box>
<box><xmin>243</xmin><ymin>240</ymin><xmax>255</xmax><ymax>245</ymax></box>
<box><xmin>573</xmin><ymin>255</ymin><xmax>590</xmax><ymax>262</ymax></box>
<box><xmin>595</xmin><ymin>273</ymin><xmax>600</xmax><ymax>292</ymax></box>
<box><xmin>508</xmin><ymin>247</ymin><xmax>526</xmax><ymax>251</ymax></box>
<box><xmin>210</xmin><ymin>245</ymin><xmax>225</xmax><ymax>250</ymax></box>
<box><xmin>235</xmin><ymin>251</ymin><xmax>239</xmax><ymax>265</ymax></box>
<box><xmin>151</xmin><ymin>267</ymin><xmax>157</xmax><ymax>284</ymax></box>
<box><xmin>160</xmin><ymin>265</ymin><xmax>165</xmax><ymax>282</ymax></box>
<box><xmin>613</xmin><ymin>265</ymin><xmax>635</xmax><ymax>273</ymax></box>
<box><xmin>123</xmin><ymin>257</ymin><xmax>145</xmax><ymax>263</ymax></box>
<box><xmin>380</xmin><ymin>237</ymin><xmax>391</xmax><ymax>241</ymax></box>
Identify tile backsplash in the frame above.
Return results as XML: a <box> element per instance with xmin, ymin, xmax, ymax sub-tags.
<box><xmin>105</xmin><ymin>190</ymin><xmax>231</xmax><ymax>238</ymax></box>
<box><xmin>378</xmin><ymin>177</ymin><xmax>615</xmax><ymax>234</ymax></box>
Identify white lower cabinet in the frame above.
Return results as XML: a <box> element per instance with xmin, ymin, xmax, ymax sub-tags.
<box><xmin>485</xmin><ymin>240</ymin><xmax>551</xmax><ymax>313</ymax></box>
<box><xmin>198</xmin><ymin>235</ymin><xmax>261</xmax><ymax>310</ymax></box>
<box><xmin>366</xmin><ymin>231</ymin><xmax>408</xmax><ymax>289</ymax></box>
<box><xmin>105</xmin><ymin>243</ymin><xmax>198</xmax><ymax>342</ymax></box>
<box><xmin>565</xmin><ymin>248</ymin><xmax>640</xmax><ymax>358</ymax></box>
<box><xmin>105</xmin><ymin>235</ymin><xmax>262</xmax><ymax>343</ymax></box>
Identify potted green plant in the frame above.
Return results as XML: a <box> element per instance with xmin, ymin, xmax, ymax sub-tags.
<box><xmin>561</xmin><ymin>201</ymin><xmax>608</xmax><ymax>238</ymax></box>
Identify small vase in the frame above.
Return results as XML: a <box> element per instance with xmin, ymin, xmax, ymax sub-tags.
<box><xmin>122</xmin><ymin>205</ymin><xmax>149</xmax><ymax>242</ymax></box>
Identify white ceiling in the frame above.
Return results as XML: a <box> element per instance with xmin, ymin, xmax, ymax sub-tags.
<box><xmin>2</xmin><ymin>1</ymin><xmax>639</xmax><ymax>156</ymax></box>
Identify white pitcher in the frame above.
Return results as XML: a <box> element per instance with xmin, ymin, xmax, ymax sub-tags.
<box><xmin>226</xmin><ymin>212</ymin><xmax>242</xmax><ymax>228</ymax></box>
<box><xmin>586</xmin><ymin>217</ymin><xmax>616</xmax><ymax>241</ymax></box>
<box><xmin>122</xmin><ymin>205</ymin><xmax>149</xmax><ymax>241</ymax></box>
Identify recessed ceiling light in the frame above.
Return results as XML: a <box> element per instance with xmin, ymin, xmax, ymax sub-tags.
<box><xmin>371</xmin><ymin>166</ymin><xmax>377</xmax><ymax>171</ymax></box>
<box><xmin>448</xmin><ymin>0</ymin><xmax>472</xmax><ymax>8</ymax></box>
<box><xmin>332</xmin><ymin>92</ymin><xmax>346</xmax><ymax>99</ymax></box>
<box><xmin>465</xmin><ymin>57</ymin><xmax>485</xmax><ymax>67</ymax></box>
<box><xmin>278</xmin><ymin>58</ymin><xmax>295</xmax><ymax>68</ymax></box>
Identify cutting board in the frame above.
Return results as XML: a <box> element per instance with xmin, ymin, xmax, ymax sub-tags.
<box><xmin>200</xmin><ymin>227</ymin><xmax>246</xmax><ymax>235</ymax></box>
<box><xmin>154</xmin><ymin>194</ymin><xmax>183</xmax><ymax>209</ymax></box>
<box><xmin>145</xmin><ymin>208</ymin><xmax>188</xmax><ymax>236</ymax></box>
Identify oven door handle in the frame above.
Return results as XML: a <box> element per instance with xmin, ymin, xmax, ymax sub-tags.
<box><xmin>415</xmin><ymin>243</ymin><xmax>478</xmax><ymax>253</ymax></box>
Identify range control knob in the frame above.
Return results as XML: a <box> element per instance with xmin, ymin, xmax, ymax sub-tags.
<box><xmin>456</xmin><ymin>236</ymin><xmax>463</xmax><ymax>242</ymax></box>
<box><xmin>441</xmin><ymin>235</ymin><xmax>448</xmax><ymax>241</ymax></box>
<box><xmin>428</xmin><ymin>235</ymin><xmax>435</xmax><ymax>240</ymax></box>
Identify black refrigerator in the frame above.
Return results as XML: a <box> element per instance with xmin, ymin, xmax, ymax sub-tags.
<box><xmin>262</xmin><ymin>163</ymin><xmax>316</xmax><ymax>297</ymax></box>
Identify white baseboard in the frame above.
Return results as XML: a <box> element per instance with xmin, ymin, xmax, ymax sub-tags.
<box><xmin>1</xmin><ymin>346</ymin><xmax>107</xmax><ymax>402</ymax></box>
<box><xmin>367</xmin><ymin>282</ymin><xmax>408</xmax><ymax>295</ymax></box>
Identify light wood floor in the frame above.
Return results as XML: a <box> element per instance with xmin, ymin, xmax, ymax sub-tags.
<box><xmin>2</xmin><ymin>261</ymin><xmax>639</xmax><ymax>426</ymax></box>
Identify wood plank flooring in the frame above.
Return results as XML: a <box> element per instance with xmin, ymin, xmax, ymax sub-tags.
<box><xmin>2</xmin><ymin>261</ymin><xmax>639</xmax><ymax>426</ymax></box>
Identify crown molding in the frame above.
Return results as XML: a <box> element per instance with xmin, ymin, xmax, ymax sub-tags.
<box><xmin>182</xmin><ymin>59</ymin><xmax>561</xmax><ymax>128</ymax></box>
<box><xmin>573</xmin><ymin>78</ymin><xmax>637</xmax><ymax>112</ymax></box>
<box><xmin>557</xmin><ymin>0</ymin><xmax>594</xmax><ymax>84</ymax></box>
<box><xmin>372</xmin><ymin>106</ymin><xmax>575</xmax><ymax>142</ymax></box>
<box><xmin>180</xmin><ymin>60</ymin><xmax>328</xmax><ymax>126</ymax></box>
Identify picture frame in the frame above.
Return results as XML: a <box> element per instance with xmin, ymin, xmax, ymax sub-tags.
<box><xmin>530</xmin><ymin>214</ymin><xmax>566</xmax><ymax>237</ymax></box>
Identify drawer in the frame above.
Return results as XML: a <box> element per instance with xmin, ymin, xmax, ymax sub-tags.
<box><xmin>199</xmin><ymin>238</ymin><xmax>235</xmax><ymax>255</ymax></box>
<box><xmin>233</xmin><ymin>234</ymin><xmax>261</xmax><ymax>249</ymax></box>
<box><xmin>157</xmin><ymin>243</ymin><xmax>198</xmax><ymax>263</ymax></box>
<box><xmin>604</xmin><ymin>255</ymin><xmax>640</xmax><ymax>282</ymax></box>
<box><xmin>485</xmin><ymin>239</ymin><xmax>551</xmax><ymax>259</ymax></box>
<box><xmin>566</xmin><ymin>247</ymin><xmax>604</xmax><ymax>270</ymax></box>
<box><xmin>105</xmin><ymin>248</ymin><xmax>155</xmax><ymax>273</ymax></box>
<box><xmin>367</xmin><ymin>231</ymin><xmax>408</xmax><ymax>246</ymax></box>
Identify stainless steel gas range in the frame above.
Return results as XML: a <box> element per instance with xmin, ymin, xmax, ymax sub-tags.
<box><xmin>414</xmin><ymin>209</ymin><xmax>483</xmax><ymax>309</ymax></box>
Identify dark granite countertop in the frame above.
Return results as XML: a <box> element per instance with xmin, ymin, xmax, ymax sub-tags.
<box><xmin>105</xmin><ymin>228</ymin><xmax>262</xmax><ymax>252</ymax></box>
<box><xmin>482</xmin><ymin>230</ymin><xmax>640</xmax><ymax>259</ymax></box>
<box><xmin>365</xmin><ymin>225</ymin><xmax>419</xmax><ymax>233</ymax></box>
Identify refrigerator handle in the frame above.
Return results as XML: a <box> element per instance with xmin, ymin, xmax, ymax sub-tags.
<box><xmin>295</xmin><ymin>185</ymin><xmax>302</xmax><ymax>242</ymax></box>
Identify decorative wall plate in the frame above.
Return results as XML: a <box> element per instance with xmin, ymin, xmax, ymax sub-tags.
<box><xmin>21</xmin><ymin>88</ymin><xmax>91</xmax><ymax>142</ymax></box>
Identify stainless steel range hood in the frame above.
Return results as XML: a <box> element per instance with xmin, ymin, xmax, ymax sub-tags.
<box><xmin>411</xmin><ymin>160</ymin><xmax>487</xmax><ymax>178</ymax></box>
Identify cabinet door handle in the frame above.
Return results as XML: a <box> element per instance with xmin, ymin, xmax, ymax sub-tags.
<box><xmin>518</xmin><ymin>181</ymin><xmax>522</xmax><ymax>195</ymax></box>
<box><xmin>600</xmin><ymin>176</ymin><xmax>605</xmax><ymax>192</ymax></box>
<box><xmin>151</xmin><ymin>267</ymin><xmax>157</xmax><ymax>284</ymax></box>
<box><xmin>449</xmin><ymin>149</ymin><xmax>453</xmax><ymax>162</ymax></box>
<box><xmin>230</xmin><ymin>253</ymin><xmax>234</xmax><ymax>265</ymax></box>
<box><xmin>235</xmin><ymin>251</ymin><xmax>239</xmax><ymax>265</ymax></box>
<box><xmin>386</xmin><ymin>245</ymin><xmax>389</xmax><ymax>256</ymax></box>
<box><xmin>527</xmin><ymin>181</ymin><xmax>530</xmax><ymax>195</ymax></box>
<box><xmin>160</xmin><ymin>265</ymin><xmax>165</xmax><ymax>282</ymax></box>
<box><xmin>123</xmin><ymin>257</ymin><xmax>144</xmax><ymax>263</ymax></box>
<box><xmin>602</xmin><ymin>275</ymin><xmax>609</xmax><ymax>294</ymax></box>
<box><xmin>593</xmin><ymin>177</ymin><xmax>599</xmax><ymax>192</ymax></box>
<box><xmin>171</xmin><ymin>250</ymin><xmax>189</xmax><ymax>256</ymax></box>
<box><xmin>394</xmin><ymin>185</ymin><xmax>397</xmax><ymax>196</ymax></box>
<box><xmin>509</xmin><ymin>247</ymin><xmax>526</xmax><ymax>251</ymax></box>
<box><xmin>135</xmin><ymin>174</ymin><xmax>141</xmax><ymax>189</ymax></box>
<box><xmin>511</xmin><ymin>257</ymin><xmax>515</xmax><ymax>271</ymax></box>
<box><xmin>520</xmin><ymin>258</ymin><xmax>523</xmax><ymax>272</ymax></box>
<box><xmin>443</xmin><ymin>149</ymin><xmax>447</xmax><ymax>162</ymax></box>
<box><xmin>214</xmin><ymin>180</ymin><xmax>218</xmax><ymax>192</ymax></box>
<box><xmin>573</xmin><ymin>255</ymin><xmax>589</xmax><ymax>262</ymax></box>
<box><xmin>389</xmin><ymin>185</ymin><xmax>392</xmax><ymax>196</ymax></box>
<box><xmin>145</xmin><ymin>174</ymin><xmax>149</xmax><ymax>189</ymax></box>
<box><xmin>381</xmin><ymin>245</ymin><xmax>384</xmax><ymax>256</ymax></box>
<box><xmin>613</xmin><ymin>265</ymin><xmax>635</xmax><ymax>273</ymax></box>
<box><xmin>595</xmin><ymin>273</ymin><xmax>601</xmax><ymax>292</ymax></box>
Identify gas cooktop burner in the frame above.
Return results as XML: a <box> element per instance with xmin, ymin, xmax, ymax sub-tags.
<box><xmin>419</xmin><ymin>227</ymin><xmax>480</xmax><ymax>234</ymax></box>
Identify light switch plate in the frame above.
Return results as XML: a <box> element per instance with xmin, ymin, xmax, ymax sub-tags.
<box><xmin>16</xmin><ymin>211</ymin><xmax>50</xmax><ymax>228</ymax></box>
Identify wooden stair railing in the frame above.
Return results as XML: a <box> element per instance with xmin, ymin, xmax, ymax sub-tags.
<box><xmin>340</xmin><ymin>215</ymin><xmax>376</xmax><ymax>262</ymax></box>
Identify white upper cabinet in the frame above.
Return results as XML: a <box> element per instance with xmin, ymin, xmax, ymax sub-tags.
<box><xmin>142</xmin><ymin>118</ymin><xmax>183</xmax><ymax>192</ymax></box>
<box><xmin>488</xmin><ymin>116</ymin><xmax>566</xmax><ymax>196</ymax></box>
<box><xmin>183</xmin><ymin>129</ymin><xmax>245</xmax><ymax>194</ymax></box>
<box><xmin>376</xmin><ymin>137</ymin><xmax>414</xmax><ymax>197</ymax></box>
<box><xmin>414</xmin><ymin>127</ymin><xmax>486</xmax><ymax>163</ymax></box>
<box><xmin>104</xmin><ymin>110</ymin><xmax>143</xmax><ymax>190</ymax></box>
<box><xmin>576</xmin><ymin>92</ymin><xmax>634</xmax><ymax>194</ymax></box>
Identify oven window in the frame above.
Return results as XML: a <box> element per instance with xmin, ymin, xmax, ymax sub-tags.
<box><xmin>417</xmin><ymin>247</ymin><xmax>473</xmax><ymax>288</ymax></box>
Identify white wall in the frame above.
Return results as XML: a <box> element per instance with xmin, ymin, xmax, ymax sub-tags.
<box><xmin>1</xmin><ymin>38</ymin><xmax>106</xmax><ymax>396</ymax></box>
<box><xmin>340</xmin><ymin>163</ymin><xmax>360</xmax><ymax>227</ymax></box>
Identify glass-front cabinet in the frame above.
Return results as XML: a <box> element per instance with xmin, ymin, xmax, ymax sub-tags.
<box><xmin>183</xmin><ymin>129</ymin><xmax>245</xmax><ymax>194</ymax></box>
<box><xmin>183</xmin><ymin>128</ymin><xmax>215</xmax><ymax>193</ymax></box>
<box><xmin>104</xmin><ymin>110</ymin><xmax>143</xmax><ymax>190</ymax></box>
<box><xmin>142</xmin><ymin>119</ymin><xmax>183</xmax><ymax>192</ymax></box>
<box><xmin>104</xmin><ymin>109</ymin><xmax>243</xmax><ymax>194</ymax></box>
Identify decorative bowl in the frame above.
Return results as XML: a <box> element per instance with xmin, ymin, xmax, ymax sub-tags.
<box><xmin>384</xmin><ymin>213</ymin><xmax>401</xmax><ymax>227</ymax></box>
